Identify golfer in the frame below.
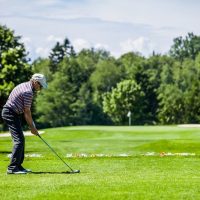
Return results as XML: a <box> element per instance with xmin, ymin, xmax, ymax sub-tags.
<box><xmin>1</xmin><ymin>74</ymin><xmax>47</xmax><ymax>174</ymax></box>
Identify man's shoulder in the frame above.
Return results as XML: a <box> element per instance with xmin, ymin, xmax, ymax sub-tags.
<box><xmin>16</xmin><ymin>81</ymin><xmax>28</xmax><ymax>87</ymax></box>
<box><xmin>17</xmin><ymin>82</ymin><xmax>33</xmax><ymax>94</ymax></box>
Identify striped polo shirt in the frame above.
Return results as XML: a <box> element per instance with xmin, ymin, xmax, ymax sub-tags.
<box><xmin>5</xmin><ymin>81</ymin><xmax>34</xmax><ymax>114</ymax></box>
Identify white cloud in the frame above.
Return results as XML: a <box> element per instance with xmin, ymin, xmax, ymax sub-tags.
<box><xmin>72</xmin><ymin>38</ymin><xmax>91</xmax><ymax>52</ymax></box>
<box><xmin>35</xmin><ymin>47</ymin><xmax>50</xmax><ymax>58</ymax></box>
<box><xmin>120</xmin><ymin>37</ymin><xmax>155</xmax><ymax>56</ymax></box>
<box><xmin>34</xmin><ymin>0</ymin><xmax>60</xmax><ymax>6</ymax></box>
<box><xmin>73</xmin><ymin>39</ymin><xmax>109</xmax><ymax>53</ymax></box>
<box><xmin>47</xmin><ymin>35</ymin><xmax>63</xmax><ymax>43</ymax></box>
<box><xmin>21</xmin><ymin>37</ymin><xmax>31</xmax><ymax>43</ymax></box>
<box><xmin>1</xmin><ymin>0</ymin><xmax>199</xmax><ymax>60</ymax></box>
<box><xmin>19</xmin><ymin>37</ymin><xmax>33</xmax><ymax>56</ymax></box>
<box><xmin>94</xmin><ymin>43</ymin><xmax>109</xmax><ymax>50</ymax></box>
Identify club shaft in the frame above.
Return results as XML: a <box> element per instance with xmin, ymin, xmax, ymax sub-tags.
<box><xmin>38</xmin><ymin>135</ymin><xmax>74</xmax><ymax>171</ymax></box>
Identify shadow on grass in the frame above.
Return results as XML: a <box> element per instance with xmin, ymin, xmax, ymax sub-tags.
<box><xmin>0</xmin><ymin>150</ymin><xmax>37</xmax><ymax>154</ymax></box>
<box><xmin>0</xmin><ymin>151</ymin><xmax>11</xmax><ymax>154</ymax></box>
<box><xmin>31</xmin><ymin>171</ymin><xmax>70</xmax><ymax>174</ymax></box>
<box><xmin>31</xmin><ymin>171</ymin><xmax>80</xmax><ymax>174</ymax></box>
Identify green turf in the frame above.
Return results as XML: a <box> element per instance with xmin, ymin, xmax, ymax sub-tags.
<box><xmin>1</xmin><ymin>126</ymin><xmax>200</xmax><ymax>199</ymax></box>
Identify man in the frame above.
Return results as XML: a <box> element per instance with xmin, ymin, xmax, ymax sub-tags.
<box><xmin>1</xmin><ymin>73</ymin><xmax>47</xmax><ymax>174</ymax></box>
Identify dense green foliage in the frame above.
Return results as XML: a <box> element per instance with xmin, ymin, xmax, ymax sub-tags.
<box><xmin>0</xmin><ymin>26</ymin><xmax>32</xmax><ymax>98</ymax></box>
<box><xmin>49</xmin><ymin>38</ymin><xmax>75</xmax><ymax>74</ymax></box>
<box><xmin>1</xmin><ymin>25</ymin><xmax>200</xmax><ymax>127</ymax></box>
<box><xmin>0</xmin><ymin>25</ymin><xmax>32</xmax><ymax>127</ymax></box>
<box><xmin>103</xmin><ymin>80</ymin><xmax>145</xmax><ymax>124</ymax></box>
<box><xmin>1</xmin><ymin>126</ymin><xmax>200</xmax><ymax>199</ymax></box>
<box><xmin>170</xmin><ymin>32</ymin><xmax>200</xmax><ymax>62</ymax></box>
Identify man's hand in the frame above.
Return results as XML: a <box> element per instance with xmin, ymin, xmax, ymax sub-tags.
<box><xmin>30</xmin><ymin>127</ymin><xmax>39</xmax><ymax>136</ymax></box>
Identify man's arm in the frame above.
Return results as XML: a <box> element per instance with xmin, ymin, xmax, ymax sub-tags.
<box><xmin>24</xmin><ymin>107</ymin><xmax>38</xmax><ymax>135</ymax></box>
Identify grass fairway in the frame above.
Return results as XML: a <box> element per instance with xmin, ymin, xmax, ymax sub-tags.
<box><xmin>1</xmin><ymin>126</ymin><xmax>200</xmax><ymax>199</ymax></box>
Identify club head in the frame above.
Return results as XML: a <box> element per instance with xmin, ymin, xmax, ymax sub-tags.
<box><xmin>66</xmin><ymin>170</ymin><xmax>80</xmax><ymax>174</ymax></box>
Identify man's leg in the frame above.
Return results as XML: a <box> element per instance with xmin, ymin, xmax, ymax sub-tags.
<box><xmin>8</xmin><ymin>126</ymin><xmax>25</xmax><ymax>171</ymax></box>
<box><xmin>2</xmin><ymin>107</ymin><xmax>25</xmax><ymax>171</ymax></box>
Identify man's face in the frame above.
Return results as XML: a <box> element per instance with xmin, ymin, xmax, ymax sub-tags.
<box><xmin>35</xmin><ymin>81</ymin><xmax>42</xmax><ymax>91</ymax></box>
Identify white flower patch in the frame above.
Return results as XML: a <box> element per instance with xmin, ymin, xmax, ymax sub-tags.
<box><xmin>7</xmin><ymin>153</ymin><xmax>43</xmax><ymax>158</ymax></box>
<box><xmin>25</xmin><ymin>154</ymin><xmax>43</xmax><ymax>158</ymax></box>
<box><xmin>143</xmin><ymin>152</ymin><xmax>156</xmax><ymax>156</ymax></box>
<box><xmin>142</xmin><ymin>152</ymin><xmax>196</xmax><ymax>157</ymax></box>
<box><xmin>66</xmin><ymin>153</ymin><xmax>130</xmax><ymax>158</ymax></box>
<box><xmin>118</xmin><ymin>153</ymin><xmax>130</xmax><ymax>157</ymax></box>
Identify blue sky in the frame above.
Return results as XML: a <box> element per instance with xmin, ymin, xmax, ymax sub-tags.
<box><xmin>0</xmin><ymin>0</ymin><xmax>200</xmax><ymax>61</ymax></box>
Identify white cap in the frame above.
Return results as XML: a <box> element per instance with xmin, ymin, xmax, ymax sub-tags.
<box><xmin>31</xmin><ymin>73</ymin><xmax>48</xmax><ymax>89</ymax></box>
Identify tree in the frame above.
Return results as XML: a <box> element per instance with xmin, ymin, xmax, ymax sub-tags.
<box><xmin>103</xmin><ymin>80</ymin><xmax>145</xmax><ymax>125</ymax></box>
<box><xmin>32</xmin><ymin>57</ymin><xmax>52</xmax><ymax>80</ymax></box>
<box><xmin>157</xmin><ymin>57</ymin><xmax>200</xmax><ymax>124</ymax></box>
<box><xmin>169</xmin><ymin>32</ymin><xmax>200</xmax><ymax>62</ymax></box>
<box><xmin>49</xmin><ymin>38</ymin><xmax>75</xmax><ymax>73</ymax></box>
<box><xmin>75</xmin><ymin>49</ymin><xmax>112</xmax><ymax>124</ymax></box>
<box><xmin>181</xmin><ymin>56</ymin><xmax>200</xmax><ymax>123</ymax></box>
<box><xmin>140</xmin><ymin>55</ymin><xmax>174</xmax><ymax>124</ymax></box>
<box><xmin>76</xmin><ymin>48</ymin><xmax>110</xmax><ymax>80</ymax></box>
<box><xmin>90</xmin><ymin>58</ymin><xmax>123</xmax><ymax>104</ymax></box>
<box><xmin>0</xmin><ymin>25</ymin><xmax>32</xmax><ymax>125</ymax></box>
<box><xmin>35</xmin><ymin>48</ymin><xmax>113</xmax><ymax>127</ymax></box>
<box><xmin>35</xmin><ymin>57</ymin><xmax>86</xmax><ymax>127</ymax></box>
<box><xmin>118</xmin><ymin>52</ymin><xmax>145</xmax><ymax>80</ymax></box>
<box><xmin>158</xmin><ymin>85</ymin><xmax>185</xmax><ymax>124</ymax></box>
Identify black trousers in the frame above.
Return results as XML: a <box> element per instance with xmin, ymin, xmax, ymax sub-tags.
<box><xmin>1</xmin><ymin>107</ymin><xmax>25</xmax><ymax>171</ymax></box>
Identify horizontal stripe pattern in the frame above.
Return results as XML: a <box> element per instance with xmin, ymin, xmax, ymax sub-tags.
<box><xmin>5</xmin><ymin>81</ymin><xmax>34</xmax><ymax>114</ymax></box>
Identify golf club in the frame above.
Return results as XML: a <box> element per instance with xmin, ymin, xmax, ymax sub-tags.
<box><xmin>37</xmin><ymin>134</ymin><xmax>80</xmax><ymax>174</ymax></box>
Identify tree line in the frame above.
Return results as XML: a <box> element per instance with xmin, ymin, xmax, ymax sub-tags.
<box><xmin>1</xmin><ymin>24</ymin><xmax>200</xmax><ymax>129</ymax></box>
